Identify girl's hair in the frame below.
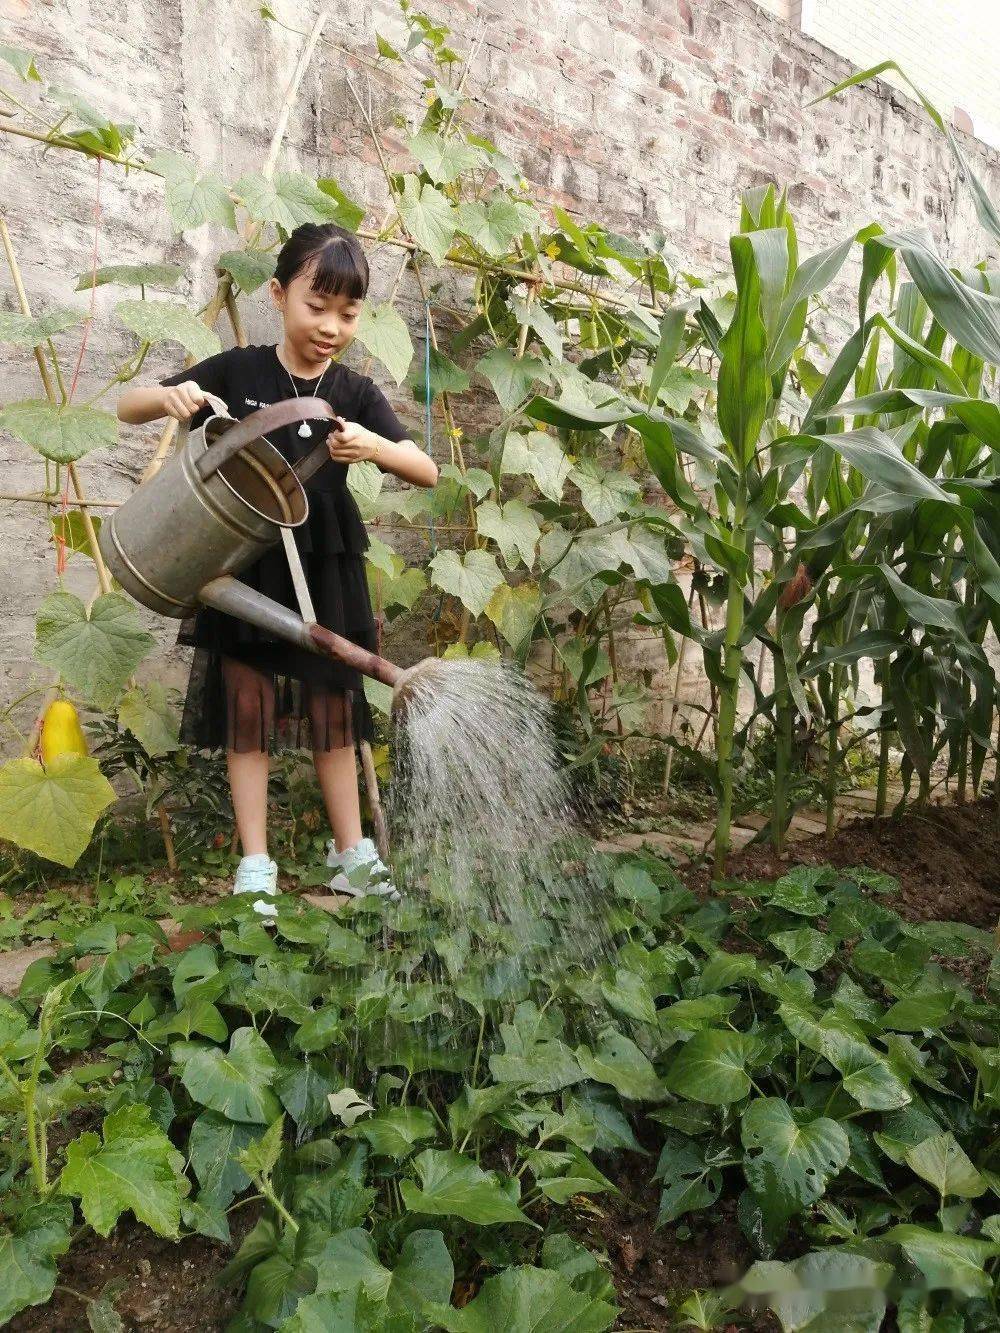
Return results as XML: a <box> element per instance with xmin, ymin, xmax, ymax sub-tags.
<box><xmin>273</xmin><ymin>223</ymin><xmax>369</xmax><ymax>301</ymax></box>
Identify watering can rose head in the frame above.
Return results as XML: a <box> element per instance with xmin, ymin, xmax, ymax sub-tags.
<box><xmin>389</xmin><ymin>658</ymin><xmax>453</xmax><ymax>714</ymax></box>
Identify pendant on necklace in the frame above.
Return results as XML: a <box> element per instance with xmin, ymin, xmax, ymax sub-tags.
<box><xmin>298</xmin><ymin>422</ymin><xmax>312</xmax><ymax>438</ymax></box>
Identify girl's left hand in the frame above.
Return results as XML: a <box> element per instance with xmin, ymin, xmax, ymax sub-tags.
<box><xmin>326</xmin><ymin>417</ymin><xmax>381</xmax><ymax>463</ymax></box>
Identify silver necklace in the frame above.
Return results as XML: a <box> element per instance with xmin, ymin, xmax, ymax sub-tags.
<box><xmin>279</xmin><ymin>348</ymin><xmax>333</xmax><ymax>437</ymax></box>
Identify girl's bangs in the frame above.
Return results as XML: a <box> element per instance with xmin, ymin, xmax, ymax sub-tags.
<box><xmin>306</xmin><ymin>241</ymin><xmax>368</xmax><ymax>300</ymax></box>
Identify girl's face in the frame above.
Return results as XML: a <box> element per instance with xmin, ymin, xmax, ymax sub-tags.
<box><xmin>269</xmin><ymin>268</ymin><xmax>364</xmax><ymax>370</ymax></box>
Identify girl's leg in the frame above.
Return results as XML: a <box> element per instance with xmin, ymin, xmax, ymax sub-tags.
<box><xmin>309</xmin><ymin>685</ymin><xmax>398</xmax><ymax>898</ymax></box>
<box><xmin>221</xmin><ymin>655</ymin><xmax>275</xmax><ymax>855</ymax></box>
<box><xmin>313</xmin><ymin>746</ymin><xmax>363</xmax><ymax>850</ymax></box>
<box><xmin>306</xmin><ymin>684</ymin><xmax>363</xmax><ymax>851</ymax></box>
<box><xmin>227</xmin><ymin>752</ymin><xmax>270</xmax><ymax>854</ymax></box>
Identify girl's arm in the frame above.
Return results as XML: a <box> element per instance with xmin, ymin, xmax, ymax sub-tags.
<box><xmin>117</xmin><ymin>380</ymin><xmax>211</xmax><ymax>424</ymax></box>
<box><xmin>370</xmin><ymin>435</ymin><xmax>439</xmax><ymax>487</ymax></box>
<box><xmin>328</xmin><ymin>423</ymin><xmax>439</xmax><ymax>488</ymax></box>
<box><xmin>345</xmin><ymin>378</ymin><xmax>438</xmax><ymax>488</ymax></box>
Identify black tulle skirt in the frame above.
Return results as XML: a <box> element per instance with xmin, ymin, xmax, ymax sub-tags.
<box><xmin>175</xmin><ymin>489</ymin><xmax>377</xmax><ymax>754</ymax></box>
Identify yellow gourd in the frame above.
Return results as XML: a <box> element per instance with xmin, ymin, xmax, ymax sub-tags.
<box><xmin>40</xmin><ymin>699</ymin><xmax>88</xmax><ymax>766</ymax></box>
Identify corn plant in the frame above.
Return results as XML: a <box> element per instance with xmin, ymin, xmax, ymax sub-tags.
<box><xmin>787</xmin><ymin>228</ymin><xmax>1000</xmax><ymax>822</ymax></box>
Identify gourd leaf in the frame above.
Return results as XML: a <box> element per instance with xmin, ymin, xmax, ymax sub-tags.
<box><xmin>0</xmin><ymin>399</ymin><xmax>117</xmax><ymax>463</ymax></box>
<box><xmin>115</xmin><ymin>299</ymin><xmax>221</xmax><ymax>361</ymax></box>
<box><xmin>35</xmin><ymin>590</ymin><xmax>154</xmax><ymax>708</ymax></box>
<box><xmin>0</xmin><ymin>755</ymin><xmax>115</xmax><ymax>868</ymax></box>
<box><xmin>59</xmin><ymin>1104</ymin><xmax>186</xmax><ymax>1238</ymax></box>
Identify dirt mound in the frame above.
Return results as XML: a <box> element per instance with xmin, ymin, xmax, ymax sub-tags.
<box><xmin>694</xmin><ymin>798</ymin><xmax>1000</xmax><ymax>931</ymax></box>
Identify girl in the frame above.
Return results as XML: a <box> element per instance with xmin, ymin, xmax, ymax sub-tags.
<box><xmin>117</xmin><ymin>222</ymin><xmax>438</xmax><ymax>915</ymax></box>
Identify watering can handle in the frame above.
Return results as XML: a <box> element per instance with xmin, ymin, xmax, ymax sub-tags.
<box><xmin>193</xmin><ymin>396</ymin><xmax>337</xmax><ymax>482</ymax></box>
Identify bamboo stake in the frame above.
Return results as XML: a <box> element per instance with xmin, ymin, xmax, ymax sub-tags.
<box><xmin>343</xmin><ymin>67</ymin><xmax>491</xmax><ymax>646</ymax></box>
<box><xmin>262</xmin><ymin>14</ymin><xmax>328</xmax><ymax>179</ymax></box>
<box><xmin>223</xmin><ymin>288</ymin><xmax>248</xmax><ymax>348</ymax></box>
<box><xmin>692</xmin><ymin>588</ymin><xmax>719</xmax><ymax>755</ymax></box>
<box><xmin>157</xmin><ymin>807</ymin><xmax>178</xmax><ymax>872</ymax></box>
<box><xmin>0</xmin><ymin>492</ymin><xmax>120</xmax><ymax>507</ymax></box>
<box><xmin>1</xmin><ymin>216</ymin><xmax>92</xmax><ymax>755</ymax></box>
<box><xmin>956</xmin><ymin>580</ymin><xmax>976</xmax><ymax>804</ymax></box>
<box><xmin>359</xmin><ymin>738</ymin><xmax>390</xmax><ymax>866</ymax></box>
<box><xmin>0</xmin><ymin>120</ymin><xmax>158</xmax><ymax>172</ymax></box>
<box><xmin>0</xmin><ymin>493</ymin><xmax>481</xmax><ymax>535</ymax></box>
<box><xmin>875</xmin><ymin>706</ymin><xmax>890</xmax><ymax>819</ymax></box>
<box><xmin>604</xmin><ymin>599</ymin><xmax>624</xmax><ymax>737</ymax></box>
<box><xmin>68</xmin><ymin>467</ymin><xmax>110</xmax><ymax>594</ymax></box>
<box><xmin>351</xmin><ymin>232</ymin><xmax>643</xmax><ymax>309</ymax></box>
<box><xmin>1</xmin><ymin>219</ymin><xmax>108</xmax><ymax>589</ymax></box>
<box><xmin>357</xmin><ymin>228</ymin><xmax>458</xmax><ymax>860</ymax></box>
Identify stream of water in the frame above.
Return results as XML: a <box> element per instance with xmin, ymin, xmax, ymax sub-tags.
<box><xmin>387</xmin><ymin>657</ymin><xmax>613</xmax><ymax>975</ymax></box>
<box><xmin>304</xmin><ymin>656</ymin><xmax>623</xmax><ymax>1129</ymax></box>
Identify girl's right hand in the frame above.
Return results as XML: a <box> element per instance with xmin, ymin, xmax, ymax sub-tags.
<box><xmin>162</xmin><ymin>381</ymin><xmax>209</xmax><ymax>421</ymax></box>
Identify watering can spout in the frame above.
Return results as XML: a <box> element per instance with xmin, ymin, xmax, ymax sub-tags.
<box><xmin>198</xmin><ymin>577</ymin><xmax>317</xmax><ymax>655</ymax></box>
<box><xmin>199</xmin><ymin>576</ymin><xmax>406</xmax><ymax>693</ymax></box>
<box><xmin>200</xmin><ymin>577</ymin><xmax>442</xmax><ymax>715</ymax></box>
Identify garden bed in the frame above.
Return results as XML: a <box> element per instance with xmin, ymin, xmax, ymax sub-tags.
<box><xmin>9</xmin><ymin>1212</ymin><xmax>260</xmax><ymax>1332</ymax></box>
<box><xmin>8</xmin><ymin>1179</ymin><xmax>759</xmax><ymax>1333</ymax></box>
<box><xmin>6</xmin><ymin>799</ymin><xmax>997</xmax><ymax>1332</ymax></box>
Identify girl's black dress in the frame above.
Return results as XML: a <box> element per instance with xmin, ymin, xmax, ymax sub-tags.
<box><xmin>160</xmin><ymin>344</ymin><xmax>413</xmax><ymax>754</ymax></box>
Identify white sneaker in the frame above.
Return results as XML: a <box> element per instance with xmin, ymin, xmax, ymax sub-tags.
<box><xmin>326</xmin><ymin>836</ymin><xmax>400</xmax><ymax>902</ymax></box>
<box><xmin>233</xmin><ymin>853</ymin><xmax>279</xmax><ymax>921</ymax></box>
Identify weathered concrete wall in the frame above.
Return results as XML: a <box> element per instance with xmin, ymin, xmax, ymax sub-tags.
<box><xmin>800</xmin><ymin>0</ymin><xmax>1000</xmax><ymax>149</ymax></box>
<box><xmin>1</xmin><ymin>0</ymin><xmax>998</xmax><ymax>747</ymax></box>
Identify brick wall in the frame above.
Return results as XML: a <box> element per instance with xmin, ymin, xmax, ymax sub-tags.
<box><xmin>1</xmin><ymin>0</ymin><xmax>998</xmax><ymax>749</ymax></box>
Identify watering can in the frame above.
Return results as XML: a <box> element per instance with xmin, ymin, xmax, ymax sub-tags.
<box><xmin>98</xmin><ymin>396</ymin><xmax>437</xmax><ymax>709</ymax></box>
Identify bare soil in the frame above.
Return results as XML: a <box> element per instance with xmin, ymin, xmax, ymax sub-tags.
<box><xmin>566</xmin><ymin>1149</ymin><xmax>767</xmax><ymax>1331</ymax></box>
<box><xmin>9</xmin><ymin>1165</ymin><xmax>759</xmax><ymax>1333</ymax></box>
<box><xmin>9</xmin><ymin>1210</ymin><xmax>260</xmax><ymax>1332</ymax></box>
<box><xmin>691</xmin><ymin>796</ymin><xmax>1000</xmax><ymax>931</ymax></box>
